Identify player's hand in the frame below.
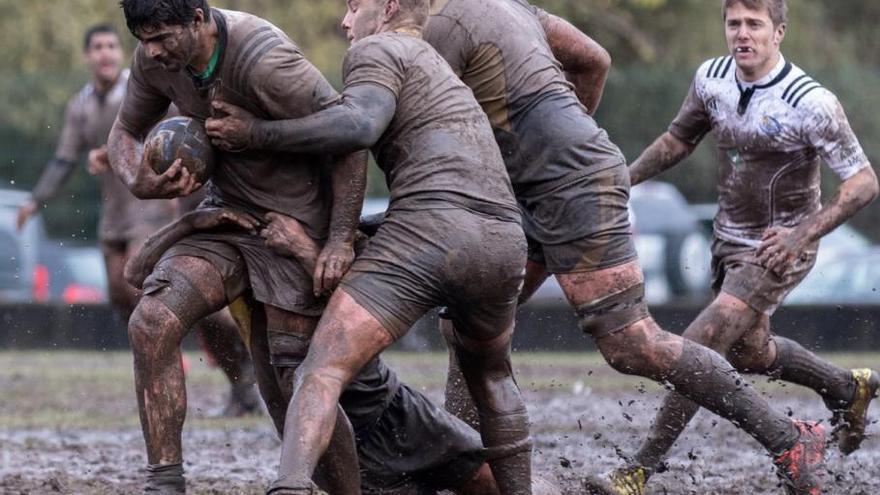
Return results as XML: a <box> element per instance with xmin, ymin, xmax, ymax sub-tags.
<box><xmin>185</xmin><ymin>208</ymin><xmax>260</xmax><ymax>232</ymax></box>
<box><xmin>261</xmin><ymin>212</ymin><xmax>320</xmax><ymax>271</ymax></box>
<box><xmin>15</xmin><ymin>200</ymin><xmax>38</xmax><ymax>232</ymax></box>
<box><xmin>205</xmin><ymin>100</ymin><xmax>256</xmax><ymax>152</ymax></box>
<box><xmin>132</xmin><ymin>157</ymin><xmax>202</xmax><ymax>199</ymax></box>
<box><xmin>313</xmin><ymin>240</ymin><xmax>354</xmax><ymax>297</ymax></box>
<box><xmin>87</xmin><ymin>146</ymin><xmax>110</xmax><ymax>175</ymax></box>
<box><xmin>756</xmin><ymin>226</ymin><xmax>809</xmax><ymax>275</ymax></box>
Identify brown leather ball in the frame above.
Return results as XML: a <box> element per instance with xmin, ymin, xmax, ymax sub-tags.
<box><xmin>144</xmin><ymin>116</ymin><xmax>215</xmax><ymax>183</ymax></box>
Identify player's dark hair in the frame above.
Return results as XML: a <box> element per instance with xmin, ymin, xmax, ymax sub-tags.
<box><xmin>723</xmin><ymin>0</ymin><xmax>787</xmax><ymax>26</ymax></box>
<box><xmin>120</xmin><ymin>0</ymin><xmax>210</xmax><ymax>35</ymax></box>
<box><xmin>83</xmin><ymin>24</ymin><xmax>119</xmax><ymax>51</ymax></box>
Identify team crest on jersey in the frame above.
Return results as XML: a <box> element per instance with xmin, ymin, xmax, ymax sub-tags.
<box><xmin>760</xmin><ymin>115</ymin><xmax>783</xmax><ymax>137</ymax></box>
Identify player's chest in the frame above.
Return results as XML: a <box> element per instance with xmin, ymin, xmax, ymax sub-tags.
<box><xmin>703</xmin><ymin>86</ymin><xmax>802</xmax><ymax>154</ymax></box>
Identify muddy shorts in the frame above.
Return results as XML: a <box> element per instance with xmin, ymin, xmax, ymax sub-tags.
<box><xmin>143</xmin><ymin>230</ymin><xmax>324</xmax><ymax>316</ymax></box>
<box><xmin>520</xmin><ymin>163</ymin><xmax>637</xmax><ymax>274</ymax></box>
<box><xmin>711</xmin><ymin>237</ymin><xmax>817</xmax><ymax>315</ymax></box>
<box><xmin>356</xmin><ymin>383</ymin><xmax>486</xmax><ymax>494</ymax></box>
<box><xmin>341</xmin><ymin>207</ymin><xmax>526</xmax><ymax>339</ymax></box>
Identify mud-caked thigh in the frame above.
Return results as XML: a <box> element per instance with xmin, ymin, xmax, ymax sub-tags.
<box><xmin>710</xmin><ymin>237</ymin><xmax>817</xmax><ymax>315</ymax></box>
<box><xmin>340</xmin><ymin>207</ymin><xmax>527</xmax><ymax>339</ymax></box>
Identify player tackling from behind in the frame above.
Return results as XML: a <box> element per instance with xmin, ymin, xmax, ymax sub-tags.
<box><xmin>590</xmin><ymin>1</ymin><xmax>879</xmax><ymax>494</ymax></box>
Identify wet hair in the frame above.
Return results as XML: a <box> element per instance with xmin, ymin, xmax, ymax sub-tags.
<box><xmin>394</xmin><ymin>0</ymin><xmax>430</xmax><ymax>28</ymax></box>
<box><xmin>119</xmin><ymin>0</ymin><xmax>210</xmax><ymax>35</ymax></box>
<box><xmin>723</xmin><ymin>0</ymin><xmax>787</xmax><ymax>26</ymax></box>
<box><xmin>83</xmin><ymin>24</ymin><xmax>119</xmax><ymax>51</ymax></box>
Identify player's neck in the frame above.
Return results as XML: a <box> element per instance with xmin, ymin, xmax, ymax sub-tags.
<box><xmin>92</xmin><ymin>71</ymin><xmax>121</xmax><ymax>94</ymax></box>
<box><xmin>380</xmin><ymin>18</ymin><xmax>423</xmax><ymax>38</ymax></box>
<box><xmin>189</xmin><ymin>15</ymin><xmax>220</xmax><ymax>74</ymax></box>
<box><xmin>737</xmin><ymin>52</ymin><xmax>782</xmax><ymax>83</ymax></box>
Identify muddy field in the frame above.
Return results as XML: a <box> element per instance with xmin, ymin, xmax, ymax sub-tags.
<box><xmin>1</xmin><ymin>351</ymin><xmax>878</xmax><ymax>494</ymax></box>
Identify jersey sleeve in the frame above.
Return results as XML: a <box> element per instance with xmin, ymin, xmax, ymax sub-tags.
<box><xmin>54</xmin><ymin>98</ymin><xmax>85</xmax><ymax>162</ymax></box>
<box><xmin>668</xmin><ymin>77</ymin><xmax>712</xmax><ymax>146</ymax></box>
<box><xmin>246</xmin><ymin>37</ymin><xmax>341</xmax><ymax>119</ymax></box>
<box><xmin>116</xmin><ymin>48</ymin><xmax>173</xmax><ymax>139</ymax></box>
<box><xmin>801</xmin><ymin>90</ymin><xmax>869</xmax><ymax>180</ymax></box>
<box><xmin>342</xmin><ymin>36</ymin><xmax>407</xmax><ymax>100</ymax></box>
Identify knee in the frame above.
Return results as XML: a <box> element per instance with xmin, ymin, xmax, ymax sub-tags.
<box><xmin>727</xmin><ymin>339</ymin><xmax>774</xmax><ymax>373</ymax></box>
<box><xmin>128</xmin><ymin>298</ymin><xmax>182</xmax><ymax>356</ymax></box>
<box><xmin>597</xmin><ymin>320</ymin><xmax>678</xmax><ymax>379</ymax></box>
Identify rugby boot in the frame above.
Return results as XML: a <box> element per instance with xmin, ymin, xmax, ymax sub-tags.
<box><xmin>773</xmin><ymin>420</ymin><xmax>826</xmax><ymax>495</ymax></box>
<box><xmin>582</xmin><ymin>465</ymin><xmax>648</xmax><ymax>495</ymax></box>
<box><xmin>832</xmin><ymin>368</ymin><xmax>879</xmax><ymax>455</ymax></box>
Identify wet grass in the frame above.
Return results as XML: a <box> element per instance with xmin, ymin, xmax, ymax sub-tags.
<box><xmin>1</xmin><ymin>350</ymin><xmax>878</xmax><ymax>429</ymax></box>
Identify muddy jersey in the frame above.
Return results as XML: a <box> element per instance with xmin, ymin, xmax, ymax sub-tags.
<box><xmin>670</xmin><ymin>55</ymin><xmax>868</xmax><ymax>246</ymax></box>
<box><xmin>343</xmin><ymin>31</ymin><xmax>519</xmax><ymax>221</ymax></box>
<box><xmin>423</xmin><ymin>0</ymin><xmax>625</xmax><ymax>194</ymax></box>
<box><xmin>117</xmin><ymin>8</ymin><xmax>339</xmax><ymax>239</ymax></box>
<box><xmin>54</xmin><ymin>70</ymin><xmax>174</xmax><ymax>241</ymax></box>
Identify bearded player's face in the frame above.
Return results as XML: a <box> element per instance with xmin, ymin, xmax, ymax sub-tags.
<box><xmin>342</xmin><ymin>0</ymin><xmax>388</xmax><ymax>44</ymax></box>
<box><xmin>724</xmin><ymin>3</ymin><xmax>785</xmax><ymax>80</ymax></box>
<box><xmin>135</xmin><ymin>10</ymin><xmax>206</xmax><ymax>72</ymax></box>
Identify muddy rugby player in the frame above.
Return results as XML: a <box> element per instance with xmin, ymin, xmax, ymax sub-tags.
<box><xmin>14</xmin><ymin>24</ymin><xmax>258</xmax><ymax>418</ymax></box>
<box><xmin>207</xmin><ymin>0</ymin><xmax>535</xmax><ymax>492</ymax></box>
<box><xmin>590</xmin><ymin>0</ymin><xmax>880</xmax><ymax>494</ymax></box>
<box><xmin>110</xmin><ymin>1</ymin><xmax>514</xmax><ymax>493</ymax></box>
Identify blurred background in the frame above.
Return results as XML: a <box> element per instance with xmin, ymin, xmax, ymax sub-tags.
<box><xmin>0</xmin><ymin>0</ymin><xmax>878</xmax><ymax>349</ymax></box>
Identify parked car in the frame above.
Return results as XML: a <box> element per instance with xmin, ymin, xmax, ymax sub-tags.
<box><xmin>786</xmin><ymin>247</ymin><xmax>880</xmax><ymax>305</ymax></box>
<box><xmin>40</xmin><ymin>241</ymin><xmax>108</xmax><ymax>304</ymax></box>
<box><xmin>0</xmin><ymin>188</ymin><xmax>47</xmax><ymax>302</ymax></box>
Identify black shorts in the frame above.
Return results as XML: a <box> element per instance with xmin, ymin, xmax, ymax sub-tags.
<box><xmin>357</xmin><ymin>383</ymin><xmax>486</xmax><ymax>494</ymax></box>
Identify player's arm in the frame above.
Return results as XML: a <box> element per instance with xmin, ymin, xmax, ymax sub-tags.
<box><xmin>206</xmin><ymin>85</ymin><xmax>396</xmax><ymax>156</ymax></box>
<box><xmin>629</xmin><ymin>132</ymin><xmax>697</xmax><ymax>186</ymax></box>
<box><xmin>539</xmin><ymin>12</ymin><xmax>611</xmax><ymax>114</ymax></box>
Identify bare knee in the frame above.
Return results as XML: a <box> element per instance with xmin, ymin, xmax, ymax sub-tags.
<box><xmin>597</xmin><ymin>319</ymin><xmax>681</xmax><ymax>379</ymax></box>
<box><xmin>680</xmin><ymin>293</ymin><xmax>760</xmax><ymax>352</ymax></box>
<box><xmin>129</xmin><ymin>297</ymin><xmax>184</xmax><ymax>357</ymax></box>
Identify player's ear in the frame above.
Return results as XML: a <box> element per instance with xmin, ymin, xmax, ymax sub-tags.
<box><xmin>192</xmin><ymin>8</ymin><xmax>206</xmax><ymax>31</ymax></box>
<box><xmin>774</xmin><ymin>22</ymin><xmax>786</xmax><ymax>45</ymax></box>
<box><xmin>384</xmin><ymin>0</ymin><xmax>400</xmax><ymax>22</ymax></box>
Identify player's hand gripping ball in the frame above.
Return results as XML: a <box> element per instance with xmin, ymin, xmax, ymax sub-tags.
<box><xmin>144</xmin><ymin>116</ymin><xmax>215</xmax><ymax>184</ymax></box>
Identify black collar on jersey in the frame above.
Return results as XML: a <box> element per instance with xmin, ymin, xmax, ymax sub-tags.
<box><xmin>735</xmin><ymin>62</ymin><xmax>792</xmax><ymax>115</ymax></box>
<box><xmin>187</xmin><ymin>8</ymin><xmax>228</xmax><ymax>95</ymax></box>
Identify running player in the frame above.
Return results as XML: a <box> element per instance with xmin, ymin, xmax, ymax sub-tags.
<box><xmin>419</xmin><ymin>0</ymin><xmax>830</xmax><ymax>493</ymax></box>
<box><xmin>592</xmin><ymin>1</ymin><xmax>879</xmax><ymax>494</ymax></box>
<box><xmin>14</xmin><ymin>23</ymin><xmax>258</xmax><ymax>418</ymax></box>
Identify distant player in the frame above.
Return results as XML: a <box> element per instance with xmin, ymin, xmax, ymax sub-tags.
<box><xmin>14</xmin><ymin>24</ymin><xmax>257</xmax><ymax>418</ymax></box>
<box><xmin>592</xmin><ymin>1</ymin><xmax>879</xmax><ymax>494</ymax></box>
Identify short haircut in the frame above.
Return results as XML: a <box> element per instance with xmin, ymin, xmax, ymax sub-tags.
<box><xmin>83</xmin><ymin>24</ymin><xmax>119</xmax><ymax>50</ymax></box>
<box><xmin>395</xmin><ymin>0</ymin><xmax>430</xmax><ymax>29</ymax></box>
<box><xmin>723</xmin><ymin>0</ymin><xmax>787</xmax><ymax>26</ymax></box>
<box><xmin>119</xmin><ymin>0</ymin><xmax>210</xmax><ymax>35</ymax></box>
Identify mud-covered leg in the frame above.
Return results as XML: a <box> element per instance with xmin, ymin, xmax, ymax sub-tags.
<box><xmin>264</xmin><ymin>305</ymin><xmax>361</xmax><ymax>495</ymax></box>
<box><xmin>129</xmin><ymin>256</ymin><xmax>229</xmax><ymax>493</ymax></box>
<box><xmin>450</xmin><ymin>314</ymin><xmax>532</xmax><ymax>495</ymax></box>
<box><xmin>196</xmin><ymin>309</ymin><xmax>261</xmax><ymax>416</ymax></box>
<box><xmin>102</xmin><ymin>240</ymin><xmax>141</xmax><ymax>320</ymax></box>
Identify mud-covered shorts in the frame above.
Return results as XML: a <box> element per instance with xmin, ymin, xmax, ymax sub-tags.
<box><xmin>143</xmin><ymin>230</ymin><xmax>324</xmax><ymax>316</ymax></box>
<box><xmin>711</xmin><ymin>237</ymin><xmax>817</xmax><ymax>315</ymax></box>
<box><xmin>341</xmin><ymin>207</ymin><xmax>526</xmax><ymax>339</ymax></box>
<box><xmin>357</xmin><ymin>382</ymin><xmax>486</xmax><ymax>494</ymax></box>
<box><xmin>520</xmin><ymin>164</ymin><xmax>637</xmax><ymax>274</ymax></box>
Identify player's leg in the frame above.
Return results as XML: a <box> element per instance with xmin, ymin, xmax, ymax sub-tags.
<box><xmin>268</xmin><ymin>289</ymin><xmax>395</xmax><ymax>494</ymax></box>
<box><xmin>195</xmin><ymin>309</ymin><xmax>261</xmax><ymax>416</ymax></box>
<box><xmin>101</xmin><ymin>239</ymin><xmax>140</xmax><ymax>319</ymax></box>
<box><xmin>263</xmin><ymin>305</ymin><xmax>361</xmax><ymax>495</ymax></box>
<box><xmin>129</xmin><ymin>255</ymin><xmax>229</xmax><ymax>493</ymax></box>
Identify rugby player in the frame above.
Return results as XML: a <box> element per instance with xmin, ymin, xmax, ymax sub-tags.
<box><xmin>417</xmin><ymin>0</ymin><xmax>833</xmax><ymax>493</ymax></box>
<box><xmin>15</xmin><ymin>24</ymin><xmax>258</xmax><ymax>418</ymax></box>
<box><xmin>592</xmin><ymin>1</ymin><xmax>880</xmax><ymax>493</ymax></box>
<box><xmin>206</xmin><ymin>0</ymin><xmax>533</xmax><ymax>492</ymax></box>
<box><xmin>111</xmin><ymin>1</ymin><xmax>497</xmax><ymax>493</ymax></box>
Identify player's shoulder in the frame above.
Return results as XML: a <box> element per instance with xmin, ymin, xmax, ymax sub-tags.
<box><xmin>348</xmin><ymin>32</ymin><xmax>412</xmax><ymax>61</ymax></box>
<box><xmin>68</xmin><ymin>82</ymin><xmax>95</xmax><ymax>113</ymax></box>
<box><xmin>696</xmin><ymin>55</ymin><xmax>736</xmax><ymax>83</ymax></box>
<box><xmin>222</xmin><ymin>9</ymin><xmax>289</xmax><ymax>47</ymax></box>
<box><xmin>778</xmin><ymin>62</ymin><xmax>835</xmax><ymax>112</ymax></box>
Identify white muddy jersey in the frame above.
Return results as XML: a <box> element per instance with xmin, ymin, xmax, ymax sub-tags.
<box><xmin>668</xmin><ymin>55</ymin><xmax>868</xmax><ymax>245</ymax></box>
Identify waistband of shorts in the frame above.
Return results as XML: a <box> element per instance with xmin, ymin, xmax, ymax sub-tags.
<box><xmin>389</xmin><ymin>194</ymin><xmax>522</xmax><ymax>224</ymax></box>
<box><xmin>514</xmin><ymin>161</ymin><xmax>625</xmax><ymax>198</ymax></box>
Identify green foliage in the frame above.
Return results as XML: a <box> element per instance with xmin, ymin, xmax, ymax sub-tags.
<box><xmin>0</xmin><ymin>0</ymin><xmax>878</xmax><ymax>239</ymax></box>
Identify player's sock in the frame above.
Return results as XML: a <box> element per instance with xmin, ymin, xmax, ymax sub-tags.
<box><xmin>664</xmin><ymin>341</ymin><xmax>799</xmax><ymax>455</ymax></box>
<box><xmin>634</xmin><ymin>392</ymin><xmax>700</xmax><ymax>470</ymax></box>
<box><xmin>145</xmin><ymin>462</ymin><xmax>185</xmax><ymax>494</ymax></box>
<box><xmin>769</xmin><ymin>337</ymin><xmax>856</xmax><ymax>409</ymax></box>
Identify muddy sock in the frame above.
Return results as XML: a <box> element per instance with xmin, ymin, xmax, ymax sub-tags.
<box><xmin>664</xmin><ymin>341</ymin><xmax>799</xmax><ymax>455</ymax></box>
<box><xmin>145</xmin><ymin>463</ymin><xmax>185</xmax><ymax>494</ymax></box>
<box><xmin>634</xmin><ymin>392</ymin><xmax>701</xmax><ymax>470</ymax></box>
<box><xmin>481</xmin><ymin>412</ymin><xmax>532</xmax><ymax>495</ymax></box>
<box><xmin>769</xmin><ymin>337</ymin><xmax>856</xmax><ymax>410</ymax></box>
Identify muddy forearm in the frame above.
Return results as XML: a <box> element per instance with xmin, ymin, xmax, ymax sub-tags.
<box><xmin>541</xmin><ymin>14</ymin><xmax>611</xmax><ymax>114</ymax></box>
<box><xmin>629</xmin><ymin>132</ymin><xmax>694</xmax><ymax>186</ymax></box>
<box><xmin>108</xmin><ymin>120</ymin><xmax>144</xmax><ymax>192</ymax></box>
<box><xmin>31</xmin><ymin>158</ymin><xmax>77</xmax><ymax>204</ymax></box>
<box><xmin>797</xmin><ymin>165</ymin><xmax>879</xmax><ymax>243</ymax></box>
<box><xmin>328</xmin><ymin>151</ymin><xmax>368</xmax><ymax>245</ymax></box>
<box><xmin>250</xmin><ymin>85</ymin><xmax>395</xmax><ymax>156</ymax></box>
